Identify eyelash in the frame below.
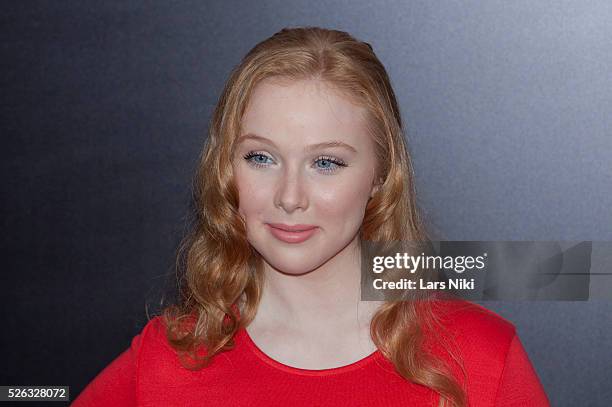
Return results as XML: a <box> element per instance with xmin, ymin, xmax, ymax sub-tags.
<box><xmin>242</xmin><ymin>151</ymin><xmax>348</xmax><ymax>174</ymax></box>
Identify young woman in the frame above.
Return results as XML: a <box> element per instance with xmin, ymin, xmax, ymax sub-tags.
<box><xmin>73</xmin><ymin>27</ymin><xmax>550</xmax><ymax>406</ymax></box>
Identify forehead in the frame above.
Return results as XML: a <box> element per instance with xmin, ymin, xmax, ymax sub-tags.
<box><xmin>240</xmin><ymin>79</ymin><xmax>370</xmax><ymax>146</ymax></box>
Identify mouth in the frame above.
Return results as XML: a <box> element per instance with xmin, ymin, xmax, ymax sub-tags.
<box><xmin>266</xmin><ymin>223</ymin><xmax>319</xmax><ymax>244</ymax></box>
<box><xmin>266</xmin><ymin>223</ymin><xmax>317</xmax><ymax>232</ymax></box>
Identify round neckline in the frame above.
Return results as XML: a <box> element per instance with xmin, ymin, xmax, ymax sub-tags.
<box><xmin>238</xmin><ymin>327</ymin><xmax>383</xmax><ymax>377</ymax></box>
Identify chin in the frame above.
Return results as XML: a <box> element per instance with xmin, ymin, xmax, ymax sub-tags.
<box><xmin>259</xmin><ymin>250</ymin><xmax>327</xmax><ymax>276</ymax></box>
<box><xmin>269</xmin><ymin>257</ymin><xmax>322</xmax><ymax>275</ymax></box>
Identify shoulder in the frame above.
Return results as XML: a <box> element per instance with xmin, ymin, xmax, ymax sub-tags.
<box><xmin>423</xmin><ymin>299</ymin><xmax>550</xmax><ymax>405</ymax></box>
<box><xmin>129</xmin><ymin>315</ymin><xmax>209</xmax><ymax>386</ymax></box>
<box><xmin>422</xmin><ymin>298</ymin><xmax>517</xmax><ymax>380</ymax></box>
<box><xmin>134</xmin><ymin>315</ymin><xmax>191</xmax><ymax>355</ymax></box>
<box><xmin>128</xmin><ymin>315</ymin><xmax>185</xmax><ymax>368</ymax></box>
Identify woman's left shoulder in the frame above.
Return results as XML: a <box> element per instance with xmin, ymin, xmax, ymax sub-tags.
<box><xmin>422</xmin><ymin>298</ymin><xmax>551</xmax><ymax>405</ymax></box>
<box><xmin>426</xmin><ymin>297</ymin><xmax>517</xmax><ymax>354</ymax></box>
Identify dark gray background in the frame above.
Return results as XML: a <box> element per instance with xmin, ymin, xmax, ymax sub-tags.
<box><xmin>2</xmin><ymin>1</ymin><xmax>611</xmax><ymax>406</ymax></box>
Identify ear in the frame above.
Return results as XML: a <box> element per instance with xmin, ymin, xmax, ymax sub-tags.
<box><xmin>370</xmin><ymin>178</ymin><xmax>382</xmax><ymax>199</ymax></box>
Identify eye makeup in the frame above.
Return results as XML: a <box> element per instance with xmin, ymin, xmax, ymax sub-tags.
<box><xmin>242</xmin><ymin>151</ymin><xmax>348</xmax><ymax>174</ymax></box>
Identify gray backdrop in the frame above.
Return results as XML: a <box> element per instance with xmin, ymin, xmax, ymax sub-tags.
<box><xmin>2</xmin><ymin>1</ymin><xmax>611</xmax><ymax>406</ymax></box>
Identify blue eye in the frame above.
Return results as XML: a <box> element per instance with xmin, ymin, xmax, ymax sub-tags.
<box><xmin>315</xmin><ymin>156</ymin><xmax>347</xmax><ymax>173</ymax></box>
<box><xmin>242</xmin><ymin>151</ymin><xmax>347</xmax><ymax>174</ymax></box>
<box><xmin>243</xmin><ymin>152</ymin><xmax>272</xmax><ymax>165</ymax></box>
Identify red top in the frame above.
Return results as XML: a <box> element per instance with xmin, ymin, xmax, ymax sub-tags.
<box><xmin>72</xmin><ymin>300</ymin><xmax>550</xmax><ymax>406</ymax></box>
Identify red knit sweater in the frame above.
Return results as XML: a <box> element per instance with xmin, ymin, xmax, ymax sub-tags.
<box><xmin>72</xmin><ymin>300</ymin><xmax>550</xmax><ymax>406</ymax></box>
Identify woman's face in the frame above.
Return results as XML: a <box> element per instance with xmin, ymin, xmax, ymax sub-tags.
<box><xmin>232</xmin><ymin>78</ymin><xmax>381</xmax><ymax>275</ymax></box>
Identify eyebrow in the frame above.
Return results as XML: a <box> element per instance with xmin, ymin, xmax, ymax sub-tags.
<box><xmin>237</xmin><ymin>133</ymin><xmax>358</xmax><ymax>153</ymax></box>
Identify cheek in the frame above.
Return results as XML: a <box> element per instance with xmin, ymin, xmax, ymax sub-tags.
<box><xmin>235</xmin><ymin>169</ymin><xmax>265</xmax><ymax>219</ymax></box>
<box><xmin>315</xmin><ymin>178</ymin><xmax>370</xmax><ymax>221</ymax></box>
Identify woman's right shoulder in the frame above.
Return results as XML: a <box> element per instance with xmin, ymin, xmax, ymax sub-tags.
<box><xmin>134</xmin><ymin>314</ymin><xmax>198</xmax><ymax>356</ymax></box>
<box><xmin>71</xmin><ymin>316</ymin><xmax>182</xmax><ymax>406</ymax></box>
<box><xmin>130</xmin><ymin>314</ymin><xmax>211</xmax><ymax>383</ymax></box>
<box><xmin>126</xmin><ymin>316</ymin><xmax>172</xmax><ymax>365</ymax></box>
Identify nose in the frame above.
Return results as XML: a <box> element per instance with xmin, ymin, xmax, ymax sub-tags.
<box><xmin>274</xmin><ymin>165</ymin><xmax>308</xmax><ymax>213</ymax></box>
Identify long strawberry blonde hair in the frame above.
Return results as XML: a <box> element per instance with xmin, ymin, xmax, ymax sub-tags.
<box><xmin>162</xmin><ymin>26</ymin><xmax>467</xmax><ymax>407</ymax></box>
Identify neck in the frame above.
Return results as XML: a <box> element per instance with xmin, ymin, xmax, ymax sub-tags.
<box><xmin>251</xmin><ymin>235</ymin><xmax>383</xmax><ymax>335</ymax></box>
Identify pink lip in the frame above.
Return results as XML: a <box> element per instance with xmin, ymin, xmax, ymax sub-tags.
<box><xmin>266</xmin><ymin>223</ymin><xmax>318</xmax><ymax>244</ymax></box>
<box><xmin>267</xmin><ymin>223</ymin><xmax>317</xmax><ymax>232</ymax></box>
